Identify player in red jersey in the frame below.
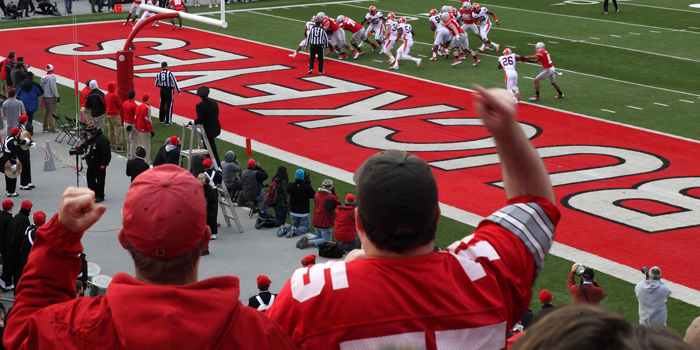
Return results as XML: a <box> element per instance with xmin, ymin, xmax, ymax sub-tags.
<box><xmin>167</xmin><ymin>0</ymin><xmax>187</xmax><ymax>30</ymax></box>
<box><xmin>267</xmin><ymin>86</ymin><xmax>560</xmax><ymax>350</ymax></box>
<box><xmin>442</xmin><ymin>12</ymin><xmax>481</xmax><ymax>66</ymax></box>
<box><xmin>337</xmin><ymin>15</ymin><xmax>376</xmax><ymax>59</ymax></box>
<box><xmin>318</xmin><ymin>12</ymin><xmax>350</xmax><ymax>60</ymax></box>
<box><xmin>123</xmin><ymin>0</ymin><xmax>142</xmax><ymax>25</ymax></box>
<box><xmin>523</xmin><ymin>42</ymin><xmax>564</xmax><ymax>100</ymax></box>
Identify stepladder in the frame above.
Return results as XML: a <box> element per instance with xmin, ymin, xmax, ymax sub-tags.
<box><xmin>180</xmin><ymin>124</ymin><xmax>244</xmax><ymax>233</ymax></box>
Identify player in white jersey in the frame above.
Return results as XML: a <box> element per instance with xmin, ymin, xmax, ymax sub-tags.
<box><xmin>497</xmin><ymin>48</ymin><xmax>523</xmax><ymax>102</ymax></box>
<box><xmin>290</xmin><ymin>16</ymin><xmax>317</xmax><ymax>58</ymax></box>
<box><xmin>382</xmin><ymin>13</ymin><xmax>399</xmax><ymax>64</ymax></box>
<box><xmin>360</xmin><ymin>6</ymin><xmax>385</xmax><ymax>50</ymax></box>
<box><xmin>472</xmin><ymin>3</ymin><xmax>500</xmax><ymax>53</ymax></box>
<box><xmin>133</xmin><ymin>0</ymin><xmax>160</xmax><ymax>28</ymax></box>
<box><xmin>390</xmin><ymin>18</ymin><xmax>421</xmax><ymax>70</ymax></box>
<box><xmin>123</xmin><ymin>0</ymin><xmax>142</xmax><ymax>25</ymax></box>
<box><xmin>429</xmin><ymin>8</ymin><xmax>452</xmax><ymax>61</ymax></box>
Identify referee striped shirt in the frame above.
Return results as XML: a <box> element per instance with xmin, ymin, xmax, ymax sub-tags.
<box><xmin>154</xmin><ymin>69</ymin><xmax>181</xmax><ymax>93</ymax></box>
<box><xmin>307</xmin><ymin>26</ymin><xmax>329</xmax><ymax>46</ymax></box>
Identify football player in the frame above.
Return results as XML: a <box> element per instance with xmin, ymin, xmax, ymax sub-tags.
<box><xmin>458</xmin><ymin>2</ymin><xmax>482</xmax><ymax>42</ymax></box>
<box><xmin>290</xmin><ymin>16</ymin><xmax>317</xmax><ymax>58</ymax></box>
<box><xmin>497</xmin><ymin>48</ymin><xmax>525</xmax><ymax>102</ymax></box>
<box><xmin>472</xmin><ymin>3</ymin><xmax>500</xmax><ymax>53</ymax></box>
<box><xmin>337</xmin><ymin>15</ymin><xmax>376</xmax><ymax>59</ymax></box>
<box><xmin>123</xmin><ymin>0</ymin><xmax>142</xmax><ymax>25</ymax></box>
<box><xmin>428</xmin><ymin>8</ymin><xmax>452</xmax><ymax>61</ymax></box>
<box><xmin>360</xmin><ymin>6</ymin><xmax>385</xmax><ymax>51</ymax></box>
<box><xmin>167</xmin><ymin>0</ymin><xmax>187</xmax><ymax>30</ymax></box>
<box><xmin>442</xmin><ymin>11</ymin><xmax>481</xmax><ymax>66</ymax></box>
<box><xmin>318</xmin><ymin>12</ymin><xmax>350</xmax><ymax>60</ymax></box>
<box><xmin>523</xmin><ymin>42</ymin><xmax>564</xmax><ymax>100</ymax></box>
<box><xmin>390</xmin><ymin>17</ymin><xmax>421</xmax><ymax>70</ymax></box>
<box><xmin>133</xmin><ymin>0</ymin><xmax>160</xmax><ymax>28</ymax></box>
<box><xmin>382</xmin><ymin>12</ymin><xmax>399</xmax><ymax>64</ymax></box>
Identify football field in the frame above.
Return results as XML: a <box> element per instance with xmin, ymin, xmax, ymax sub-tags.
<box><xmin>2</xmin><ymin>0</ymin><xmax>699</xmax><ymax>335</ymax></box>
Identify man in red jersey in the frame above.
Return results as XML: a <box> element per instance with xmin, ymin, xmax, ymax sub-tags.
<box><xmin>336</xmin><ymin>15</ymin><xmax>376</xmax><ymax>59</ymax></box>
<box><xmin>5</xmin><ymin>165</ymin><xmax>297</xmax><ymax>350</ymax></box>
<box><xmin>523</xmin><ymin>42</ymin><xmax>564</xmax><ymax>100</ymax></box>
<box><xmin>442</xmin><ymin>12</ymin><xmax>481</xmax><ymax>67</ymax></box>
<box><xmin>167</xmin><ymin>0</ymin><xmax>187</xmax><ymax>30</ymax></box>
<box><xmin>318</xmin><ymin>12</ymin><xmax>349</xmax><ymax>59</ymax></box>
<box><xmin>268</xmin><ymin>86</ymin><xmax>560</xmax><ymax>350</ymax></box>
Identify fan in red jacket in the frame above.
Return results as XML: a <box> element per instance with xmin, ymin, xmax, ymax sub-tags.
<box><xmin>105</xmin><ymin>81</ymin><xmax>124</xmax><ymax>152</ymax></box>
<box><xmin>5</xmin><ymin>165</ymin><xmax>297</xmax><ymax>350</ymax></box>
<box><xmin>334</xmin><ymin>193</ymin><xmax>358</xmax><ymax>250</ymax></box>
<box><xmin>298</xmin><ymin>179</ymin><xmax>340</xmax><ymax>249</ymax></box>
<box><xmin>568</xmin><ymin>263</ymin><xmax>606</xmax><ymax>305</ymax></box>
<box><xmin>122</xmin><ymin>90</ymin><xmax>139</xmax><ymax>160</ymax></box>
<box><xmin>134</xmin><ymin>93</ymin><xmax>154</xmax><ymax>164</ymax></box>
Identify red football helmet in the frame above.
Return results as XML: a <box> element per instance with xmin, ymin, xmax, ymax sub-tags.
<box><xmin>472</xmin><ymin>3</ymin><xmax>481</xmax><ymax>13</ymax></box>
<box><xmin>398</xmin><ymin>17</ymin><xmax>406</xmax><ymax>24</ymax></box>
<box><xmin>429</xmin><ymin>8</ymin><xmax>437</xmax><ymax>17</ymax></box>
<box><xmin>369</xmin><ymin>5</ymin><xmax>376</xmax><ymax>14</ymax></box>
<box><xmin>387</xmin><ymin>12</ymin><xmax>395</xmax><ymax>20</ymax></box>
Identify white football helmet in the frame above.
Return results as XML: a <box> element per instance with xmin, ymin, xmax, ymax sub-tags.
<box><xmin>535</xmin><ymin>42</ymin><xmax>545</xmax><ymax>51</ymax></box>
<box><xmin>440</xmin><ymin>12</ymin><xmax>451</xmax><ymax>22</ymax></box>
<box><xmin>461</xmin><ymin>2</ymin><xmax>471</xmax><ymax>10</ymax></box>
<box><xmin>369</xmin><ymin>5</ymin><xmax>377</xmax><ymax>14</ymax></box>
<box><xmin>311</xmin><ymin>15</ymin><xmax>317</xmax><ymax>21</ymax></box>
<box><xmin>440</xmin><ymin>5</ymin><xmax>450</xmax><ymax>14</ymax></box>
<box><xmin>316</xmin><ymin>12</ymin><xmax>326</xmax><ymax>21</ymax></box>
<box><xmin>336</xmin><ymin>15</ymin><xmax>345</xmax><ymax>24</ymax></box>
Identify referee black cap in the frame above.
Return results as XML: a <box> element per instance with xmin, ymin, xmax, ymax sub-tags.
<box><xmin>161</xmin><ymin>62</ymin><xmax>168</xmax><ymax>68</ymax></box>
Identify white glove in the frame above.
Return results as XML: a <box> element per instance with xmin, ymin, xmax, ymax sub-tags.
<box><xmin>24</xmin><ymin>138</ymin><xmax>30</xmax><ymax>143</ymax></box>
<box><xmin>11</xmin><ymin>165</ymin><xmax>16</xmax><ymax>170</ymax></box>
<box><xmin>30</xmin><ymin>142</ymin><xmax>36</xmax><ymax>148</ymax></box>
<box><xmin>455</xmin><ymin>34</ymin><xmax>461</xmax><ymax>41</ymax></box>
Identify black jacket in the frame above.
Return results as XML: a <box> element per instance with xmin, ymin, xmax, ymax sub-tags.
<box><xmin>4</xmin><ymin>61</ymin><xmax>14</xmax><ymax>86</ymax></box>
<box><xmin>10</xmin><ymin>209</ymin><xmax>30</xmax><ymax>258</ymax></box>
<box><xmin>0</xmin><ymin>211</ymin><xmax>14</xmax><ymax>259</ymax></box>
<box><xmin>19</xmin><ymin>224</ymin><xmax>36</xmax><ymax>265</ymax></box>
<box><xmin>10</xmin><ymin>67</ymin><xmax>25</xmax><ymax>89</ymax></box>
<box><xmin>194</xmin><ymin>98</ymin><xmax>221</xmax><ymax>138</ymax></box>
<box><xmin>287</xmin><ymin>179</ymin><xmax>316</xmax><ymax>214</ymax></box>
<box><xmin>2</xmin><ymin>135</ymin><xmax>19</xmax><ymax>164</ymax></box>
<box><xmin>203</xmin><ymin>184</ymin><xmax>218</xmax><ymax>235</ymax></box>
<box><xmin>126</xmin><ymin>157</ymin><xmax>150</xmax><ymax>182</ymax></box>
<box><xmin>153</xmin><ymin>145</ymin><xmax>180</xmax><ymax>166</ymax></box>
<box><xmin>81</xmin><ymin>130</ymin><xmax>111</xmax><ymax>167</ymax></box>
<box><xmin>86</xmin><ymin>89</ymin><xmax>107</xmax><ymax>117</ymax></box>
<box><xmin>248</xmin><ymin>291</ymin><xmax>277</xmax><ymax>310</ymax></box>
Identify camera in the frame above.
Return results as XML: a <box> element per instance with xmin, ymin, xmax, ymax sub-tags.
<box><xmin>69</xmin><ymin>145</ymin><xmax>85</xmax><ymax>156</ymax></box>
<box><xmin>641</xmin><ymin>266</ymin><xmax>649</xmax><ymax>275</ymax></box>
<box><xmin>574</xmin><ymin>264</ymin><xmax>586</xmax><ymax>277</ymax></box>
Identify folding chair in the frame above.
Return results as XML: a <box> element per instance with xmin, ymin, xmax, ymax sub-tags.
<box><xmin>53</xmin><ymin>114</ymin><xmax>75</xmax><ymax>144</ymax></box>
<box><xmin>64</xmin><ymin>116</ymin><xmax>81</xmax><ymax>146</ymax></box>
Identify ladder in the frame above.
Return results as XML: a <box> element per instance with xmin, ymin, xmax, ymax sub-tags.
<box><xmin>179</xmin><ymin>124</ymin><xmax>244</xmax><ymax>233</ymax></box>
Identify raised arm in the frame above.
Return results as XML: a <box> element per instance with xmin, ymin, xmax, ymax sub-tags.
<box><xmin>472</xmin><ymin>85</ymin><xmax>554</xmax><ymax>203</ymax></box>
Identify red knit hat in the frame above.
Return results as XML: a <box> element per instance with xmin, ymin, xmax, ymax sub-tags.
<box><xmin>539</xmin><ymin>290</ymin><xmax>552</xmax><ymax>303</ymax></box>
<box><xmin>11</xmin><ymin>127</ymin><xmax>20</xmax><ymax>135</ymax></box>
<box><xmin>142</xmin><ymin>93</ymin><xmax>150</xmax><ymax>102</ymax></box>
<box><xmin>202</xmin><ymin>158</ymin><xmax>213</xmax><ymax>168</ymax></box>
<box><xmin>18</xmin><ymin>115</ymin><xmax>28</xmax><ymax>123</ymax></box>
<box><xmin>247</xmin><ymin>159</ymin><xmax>256</xmax><ymax>168</ymax></box>
<box><xmin>169</xmin><ymin>136</ymin><xmax>179</xmax><ymax>146</ymax></box>
<box><xmin>33</xmin><ymin>211</ymin><xmax>46</xmax><ymax>226</ymax></box>
<box><xmin>2</xmin><ymin>200</ymin><xmax>13</xmax><ymax>211</ymax></box>
<box><xmin>122</xmin><ymin>165</ymin><xmax>207</xmax><ymax>259</ymax></box>
<box><xmin>21</xmin><ymin>200</ymin><xmax>32</xmax><ymax>211</ymax></box>
<box><xmin>257</xmin><ymin>275</ymin><xmax>271</xmax><ymax>287</ymax></box>
<box><xmin>301</xmin><ymin>254</ymin><xmax>316</xmax><ymax>266</ymax></box>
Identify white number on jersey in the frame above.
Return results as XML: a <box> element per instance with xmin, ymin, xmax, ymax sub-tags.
<box><xmin>290</xmin><ymin>261</ymin><xmax>349</xmax><ymax>303</ymax></box>
<box><xmin>344</xmin><ymin>18</ymin><xmax>357</xmax><ymax>28</ymax></box>
<box><xmin>446</xmin><ymin>235</ymin><xmax>501</xmax><ymax>282</ymax></box>
<box><xmin>386</xmin><ymin>20</ymin><xmax>398</xmax><ymax>35</ymax></box>
<box><xmin>475</xmin><ymin>9</ymin><xmax>489</xmax><ymax>23</ymax></box>
<box><xmin>172</xmin><ymin>0</ymin><xmax>182</xmax><ymax>5</ymax></box>
<box><xmin>366</xmin><ymin>12</ymin><xmax>383</xmax><ymax>25</ymax></box>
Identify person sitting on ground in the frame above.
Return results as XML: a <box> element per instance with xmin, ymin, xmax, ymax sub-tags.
<box><xmin>284</xmin><ymin>169</ymin><xmax>315</xmax><ymax>239</ymax></box>
<box><xmin>4</xmin><ymin>165</ymin><xmax>297</xmax><ymax>349</ymax></box>
<box><xmin>153</xmin><ymin>136</ymin><xmax>181</xmax><ymax>166</ymax></box>
<box><xmin>300</xmin><ymin>254</ymin><xmax>315</xmax><ymax>267</ymax></box>
<box><xmin>240</xmin><ymin>158</ymin><xmax>269</xmax><ymax>216</ymax></box>
<box><xmin>248</xmin><ymin>275</ymin><xmax>277</xmax><ymax>312</ymax></box>
<box><xmin>221</xmin><ymin>150</ymin><xmax>242</xmax><ymax>199</ymax></box>
<box><xmin>334</xmin><ymin>193</ymin><xmax>358</xmax><ymax>251</ymax></box>
<box><xmin>3</xmin><ymin>4</ymin><xmax>20</xmax><ymax>19</ymax></box>
<box><xmin>568</xmin><ymin>263</ymin><xmax>606</xmax><ymax>306</ymax></box>
<box><xmin>297</xmin><ymin>179</ymin><xmax>340</xmax><ymax>249</ymax></box>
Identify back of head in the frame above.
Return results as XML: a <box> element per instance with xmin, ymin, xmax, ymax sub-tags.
<box><xmin>275</xmin><ymin>165</ymin><xmax>288</xmax><ymax>182</ymax></box>
<box><xmin>128</xmin><ymin>90</ymin><xmax>135</xmax><ymax>100</ymax></box>
<box><xmin>353</xmin><ymin>150</ymin><xmax>439</xmax><ymax>254</ymax></box>
<box><xmin>649</xmin><ymin>266</ymin><xmax>662</xmax><ymax>280</ymax></box>
<box><xmin>135</xmin><ymin>146</ymin><xmax>146</xmax><ymax>158</ymax></box>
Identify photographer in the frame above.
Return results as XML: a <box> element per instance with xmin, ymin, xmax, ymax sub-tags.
<box><xmin>80</xmin><ymin>125</ymin><xmax>111</xmax><ymax>203</ymax></box>
<box><xmin>568</xmin><ymin>263</ymin><xmax>606</xmax><ymax>306</ymax></box>
<box><xmin>636</xmin><ymin>266</ymin><xmax>671</xmax><ymax>326</ymax></box>
<box><xmin>240</xmin><ymin>158</ymin><xmax>268</xmax><ymax>215</ymax></box>
<box><xmin>281</xmin><ymin>169</ymin><xmax>315</xmax><ymax>238</ymax></box>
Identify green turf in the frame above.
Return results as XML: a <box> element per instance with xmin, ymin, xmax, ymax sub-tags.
<box><xmin>10</xmin><ymin>0</ymin><xmax>700</xmax><ymax>336</ymax></box>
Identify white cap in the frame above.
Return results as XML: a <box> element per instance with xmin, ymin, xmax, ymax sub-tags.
<box><xmin>45</xmin><ymin>64</ymin><xmax>54</xmax><ymax>72</ymax></box>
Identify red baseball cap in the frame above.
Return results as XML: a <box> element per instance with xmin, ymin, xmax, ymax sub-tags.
<box><xmin>122</xmin><ymin>164</ymin><xmax>207</xmax><ymax>259</ymax></box>
<box><xmin>345</xmin><ymin>193</ymin><xmax>355</xmax><ymax>202</ymax></box>
<box><xmin>142</xmin><ymin>93</ymin><xmax>150</xmax><ymax>102</ymax></box>
<box><xmin>11</xmin><ymin>127</ymin><xmax>20</xmax><ymax>135</ymax></box>
<box><xmin>257</xmin><ymin>275</ymin><xmax>271</xmax><ymax>287</ymax></box>
<box><xmin>301</xmin><ymin>254</ymin><xmax>316</xmax><ymax>265</ymax></box>
<box><xmin>247</xmin><ymin>158</ymin><xmax>256</xmax><ymax>168</ymax></box>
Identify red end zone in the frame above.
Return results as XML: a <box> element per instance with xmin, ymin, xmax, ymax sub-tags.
<box><xmin>12</xmin><ymin>23</ymin><xmax>700</xmax><ymax>290</ymax></box>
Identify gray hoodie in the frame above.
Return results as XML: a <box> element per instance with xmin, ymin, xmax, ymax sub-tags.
<box><xmin>221</xmin><ymin>151</ymin><xmax>242</xmax><ymax>189</ymax></box>
<box><xmin>635</xmin><ymin>279</ymin><xmax>672</xmax><ymax>326</ymax></box>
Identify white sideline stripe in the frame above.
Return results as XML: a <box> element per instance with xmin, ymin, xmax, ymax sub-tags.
<box><xmin>417</xmin><ymin>54</ymin><xmax>427</xmax><ymax>57</ymax></box>
<box><xmin>627</xmin><ymin>105</ymin><xmax>643</xmax><ymax>110</ymax></box>
<box><xmin>601</xmin><ymin>109</ymin><xmax>616</xmax><ymax>113</ymax></box>
<box><xmin>650</xmin><ymin>30</ymin><xmax>661</xmax><ymax>33</ymax></box>
<box><xmin>630</xmin><ymin>32</ymin><xmax>641</xmax><ymax>35</ymax></box>
<box><xmin>680</xmin><ymin>99</ymin><xmax>695</xmax><ymax>103</ymax></box>
<box><xmin>527</xmin><ymin>42</ymin><xmax>536</xmax><ymax>45</ymax></box>
<box><xmin>623</xmin><ymin>3</ymin><xmax>700</xmax><ymax>13</ymax></box>
<box><xmin>589</xmin><ymin>37</ymin><xmax>600</xmax><ymax>40</ymax></box>
<box><xmin>610</xmin><ymin>34</ymin><xmax>621</xmax><ymax>38</ymax></box>
<box><xmin>654</xmin><ymin>103</ymin><xmax>669</xmax><ymax>107</ymax></box>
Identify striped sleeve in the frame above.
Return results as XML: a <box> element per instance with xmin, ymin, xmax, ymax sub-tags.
<box><xmin>168</xmin><ymin>71</ymin><xmax>180</xmax><ymax>92</ymax></box>
<box><xmin>485</xmin><ymin>199</ymin><xmax>557</xmax><ymax>274</ymax></box>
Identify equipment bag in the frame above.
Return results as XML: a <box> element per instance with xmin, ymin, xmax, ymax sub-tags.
<box><xmin>318</xmin><ymin>242</ymin><xmax>345</xmax><ymax>259</ymax></box>
<box><xmin>263</xmin><ymin>180</ymin><xmax>278</xmax><ymax>206</ymax></box>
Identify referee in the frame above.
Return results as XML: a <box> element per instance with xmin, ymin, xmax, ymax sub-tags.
<box><xmin>154</xmin><ymin>62</ymin><xmax>181</xmax><ymax>125</ymax></box>
<box><xmin>307</xmin><ymin>20</ymin><xmax>329</xmax><ymax>75</ymax></box>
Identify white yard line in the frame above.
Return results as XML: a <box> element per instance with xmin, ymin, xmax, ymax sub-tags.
<box><xmin>630</xmin><ymin>32</ymin><xmax>641</xmax><ymax>35</ymax></box>
<box><xmin>680</xmin><ymin>99</ymin><xmax>695</xmax><ymax>103</ymax></box>
<box><xmin>601</xmin><ymin>109</ymin><xmax>617</xmax><ymax>113</ymax></box>
<box><xmin>506</xmin><ymin>45</ymin><xmax>516</xmax><ymax>48</ymax></box>
<box><xmin>690</xmin><ymin>27</ymin><xmax>700</xmax><ymax>30</ymax></box>
<box><xmin>623</xmin><ymin>3</ymin><xmax>700</xmax><ymax>14</ymax></box>
<box><xmin>627</xmin><ymin>105</ymin><xmax>643</xmax><ymax>110</ymax></box>
<box><xmin>372</xmin><ymin>59</ymin><xmax>384</xmax><ymax>63</ymax></box>
<box><xmin>654</xmin><ymin>102</ymin><xmax>669</xmax><ymax>107</ymax></box>
<box><xmin>589</xmin><ymin>37</ymin><xmax>600</xmax><ymax>40</ymax></box>
<box><xmin>610</xmin><ymin>34</ymin><xmax>621</xmax><ymax>38</ymax></box>
<box><xmin>650</xmin><ymin>30</ymin><xmax>661</xmax><ymax>33</ymax></box>
<box><xmin>548</xmin><ymin>41</ymin><xmax>559</xmax><ymax>44</ymax></box>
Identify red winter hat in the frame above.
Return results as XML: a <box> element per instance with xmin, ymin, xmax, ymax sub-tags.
<box><xmin>202</xmin><ymin>158</ymin><xmax>213</xmax><ymax>168</ymax></box>
<box><xmin>2</xmin><ymin>200</ymin><xmax>13</xmax><ymax>211</ymax></box>
<box><xmin>122</xmin><ymin>164</ymin><xmax>207</xmax><ymax>260</ymax></box>
<box><xmin>21</xmin><ymin>200</ymin><xmax>33</xmax><ymax>211</ymax></box>
<box><xmin>257</xmin><ymin>275</ymin><xmax>271</xmax><ymax>287</ymax></box>
<box><xmin>18</xmin><ymin>115</ymin><xmax>28</xmax><ymax>123</ymax></box>
<box><xmin>539</xmin><ymin>290</ymin><xmax>552</xmax><ymax>303</ymax></box>
<box><xmin>142</xmin><ymin>93</ymin><xmax>150</xmax><ymax>102</ymax></box>
<box><xmin>247</xmin><ymin>159</ymin><xmax>256</xmax><ymax>168</ymax></box>
<box><xmin>11</xmin><ymin>127</ymin><xmax>20</xmax><ymax>135</ymax></box>
<box><xmin>301</xmin><ymin>254</ymin><xmax>316</xmax><ymax>265</ymax></box>
<box><xmin>33</xmin><ymin>211</ymin><xmax>46</xmax><ymax>226</ymax></box>
<box><xmin>169</xmin><ymin>136</ymin><xmax>179</xmax><ymax>146</ymax></box>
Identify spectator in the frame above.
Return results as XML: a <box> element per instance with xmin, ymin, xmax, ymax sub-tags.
<box><xmin>268</xmin><ymin>166</ymin><xmax>289</xmax><ymax>231</ymax></box>
<box><xmin>0</xmin><ymin>52</ymin><xmax>15</xmax><ymax>97</ymax></box>
<box><xmin>153</xmin><ymin>136</ymin><xmax>181</xmax><ymax>166</ymax></box>
<box><xmin>221</xmin><ymin>150</ymin><xmax>242</xmax><ymax>198</ymax></box>
<box><xmin>202</xmin><ymin>157</ymin><xmax>222</xmax><ymax>187</ymax></box>
<box><xmin>3</xmin><ymin>4</ymin><xmax>19</xmax><ymax>19</ymax></box>
<box><xmin>126</xmin><ymin>146</ymin><xmax>150</xmax><ymax>182</ymax></box>
<box><xmin>79</xmin><ymin>79</ymin><xmax>93</xmax><ymax>124</ymax></box>
<box><xmin>134</xmin><ymin>93</ymin><xmax>154</xmax><ymax>164</ymax></box>
<box><xmin>75</xmin><ymin>280</ymin><xmax>84</xmax><ymax>298</ymax></box>
<box><xmin>248</xmin><ymin>275</ymin><xmax>276</xmax><ymax>312</ymax></box>
<box><xmin>532</xmin><ymin>289</ymin><xmax>556</xmax><ymax>325</ymax></box>
<box><xmin>3</xmin><ymin>127</ymin><xmax>21</xmax><ymax>198</ymax></box>
<box><xmin>568</xmin><ymin>263</ymin><xmax>606</xmax><ymax>306</ymax></box>
<box><xmin>268</xmin><ymin>87</ymin><xmax>560</xmax><ymax>349</ymax></box>
<box><xmin>5</xmin><ymin>166</ymin><xmax>296</xmax><ymax>349</ymax></box>
<box><xmin>297</xmin><ymin>179</ymin><xmax>339</xmax><ymax>249</ymax></box>
<box><xmin>16</xmin><ymin>72</ymin><xmax>42</xmax><ymax>132</ymax></box>
<box><xmin>105</xmin><ymin>81</ymin><xmax>124</xmax><ymax>153</ymax></box>
<box><xmin>185</xmin><ymin>86</ymin><xmax>221</xmax><ymax>167</ymax></box>
<box><xmin>334</xmin><ymin>193</ymin><xmax>358</xmax><ymax>251</ymax></box>
<box><xmin>300</xmin><ymin>254</ymin><xmax>315</xmax><ymax>267</ymax></box>
<box><xmin>122</xmin><ymin>90</ymin><xmax>138</xmax><ymax>159</ymax></box>
<box><xmin>17</xmin><ymin>115</ymin><xmax>35</xmax><ymax>191</ymax></box>
<box><xmin>0</xmin><ymin>200</ymin><xmax>14</xmax><ymax>292</ymax></box>
<box><xmin>636</xmin><ymin>266</ymin><xmax>672</xmax><ymax>326</ymax></box>
<box><xmin>2</xmin><ymin>88</ymin><xmax>25</xmax><ymax>136</ymax></box>
<box><xmin>686</xmin><ymin>316</ymin><xmax>700</xmax><ymax>350</ymax></box>
<box><xmin>285</xmin><ymin>169</ymin><xmax>315</xmax><ymax>239</ymax></box>
<box><xmin>198</xmin><ymin>172</ymin><xmax>218</xmax><ymax>242</ymax></box>
<box><xmin>80</xmin><ymin>124</ymin><xmax>111</xmax><ymax>203</ymax></box>
<box><xmin>18</xmin><ymin>211</ymin><xmax>45</xmax><ymax>283</ymax></box>
<box><xmin>240</xmin><ymin>158</ymin><xmax>269</xmax><ymax>214</ymax></box>
<box><xmin>10</xmin><ymin>58</ymin><xmax>26</xmax><ymax>89</ymax></box>
<box><xmin>9</xmin><ymin>200</ymin><xmax>32</xmax><ymax>294</ymax></box>
<box><xmin>85</xmin><ymin>80</ymin><xmax>106</xmax><ymax>131</ymax></box>
<box><xmin>39</xmin><ymin>64</ymin><xmax>59</xmax><ymax>133</ymax></box>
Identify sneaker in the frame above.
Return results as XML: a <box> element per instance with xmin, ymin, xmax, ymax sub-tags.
<box><xmin>289</xmin><ymin>52</ymin><xmax>297</xmax><ymax>58</ymax></box>
<box><xmin>209</xmin><ymin>4</ymin><xmax>212</xmax><ymax>7</ymax></box>
<box><xmin>20</xmin><ymin>185</ymin><xmax>31</xmax><ymax>190</ymax></box>
<box><xmin>555</xmin><ymin>94</ymin><xmax>565</xmax><ymax>99</ymax></box>
<box><xmin>602</xmin><ymin>11</ymin><xmax>608</xmax><ymax>14</ymax></box>
<box><xmin>152</xmin><ymin>23</ymin><xmax>159</xmax><ymax>27</ymax></box>
<box><xmin>277</xmin><ymin>225</ymin><xmax>286</xmax><ymax>237</ymax></box>
<box><xmin>478</xmin><ymin>47</ymin><xmax>485</xmax><ymax>53</ymax></box>
<box><xmin>201</xmin><ymin>248</ymin><xmax>210</xmax><ymax>256</ymax></box>
<box><xmin>473</xmin><ymin>59</ymin><xmax>481</xmax><ymax>66</ymax></box>
<box><xmin>389</xmin><ymin>66</ymin><xmax>398</xmax><ymax>70</ymax></box>
<box><xmin>319</xmin><ymin>71</ymin><xmax>325</xmax><ymax>74</ymax></box>
<box><xmin>372</xmin><ymin>44</ymin><xmax>379</xmax><ymax>52</ymax></box>
<box><xmin>6</xmin><ymin>192</ymin><xmax>17</xmax><ymax>197</ymax></box>
<box><xmin>215</xmin><ymin>3</ymin><xmax>218</xmax><ymax>6</ymax></box>
<box><xmin>211</xmin><ymin>234</ymin><xmax>217</xmax><ymax>240</ymax></box>
<box><xmin>353</xmin><ymin>51</ymin><xmax>362</xmax><ymax>59</ymax></box>
<box><xmin>287</xmin><ymin>226</ymin><xmax>297</xmax><ymax>238</ymax></box>
<box><xmin>123</xmin><ymin>21</ymin><xmax>128</xmax><ymax>25</ymax></box>
<box><xmin>259</xmin><ymin>211</ymin><xmax>272</xmax><ymax>219</ymax></box>
<box><xmin>255</xmin><ymin>218</ymin><xmax>264</xmax><ymax>229</ymax></box>
<box><xmin>296</xmin><ymin>236</ymin><xmax>308</xmax><ymax>248</ymax></box>
<box><xmin>308</xmin><ymin>70</ymin><xmax>313</xmax><ymax>74</ymax></box>
<box><xmin>459</xmin><ymin>54</ymin><xmax>466</xmax><ymax>60</ymax></box>
<box><xmin>179</xmin><ymin>26</ymin><xmax>183</xmax><ymax>30</ymax></box>
<box><xmin>388</xmin><ymin>59</ymin><xmax>396</xmax><ymax>65</ymax></box>
<box><xmin>95</xmin><ymin>197</ymin><xmax>104</xmax><ymax>203</ymax></box>
<box><xmin>416</xmin><ymin>58</ymin><xmax>421</xmax><ymax>68</ymax></box>
<box><xmin>615</xmin><ymin>8</ymin><xmax>619</xmax><ymax>13</ymax></box>
<box><xmin>28</xmin><ymin>183</ymin><xmax>35</xmax><ymax>188</ymax></box>
<box><xmin>429</xmin><ymin>57</ymin><xmax>436</xmax><ymax>61</ymax></box>
<box><xmin>451</xmin><ymin>59</ymin><xmax>462</xmax><ymax>66</ymax></box>
<box><xmin>529</xmin><ymin>96</ymin><xmax>540</xmax><ymax>101</ymax></box>
<box><xmin>494</xmin><ymin>44</ymin><xmax>500</xmax><ymax>52</ymax></box>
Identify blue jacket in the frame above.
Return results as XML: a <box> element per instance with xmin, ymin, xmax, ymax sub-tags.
<box><xmin>17</xmin><ymin>80</ymin><xmax>43</xmax><ymax>112</ymax></box>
